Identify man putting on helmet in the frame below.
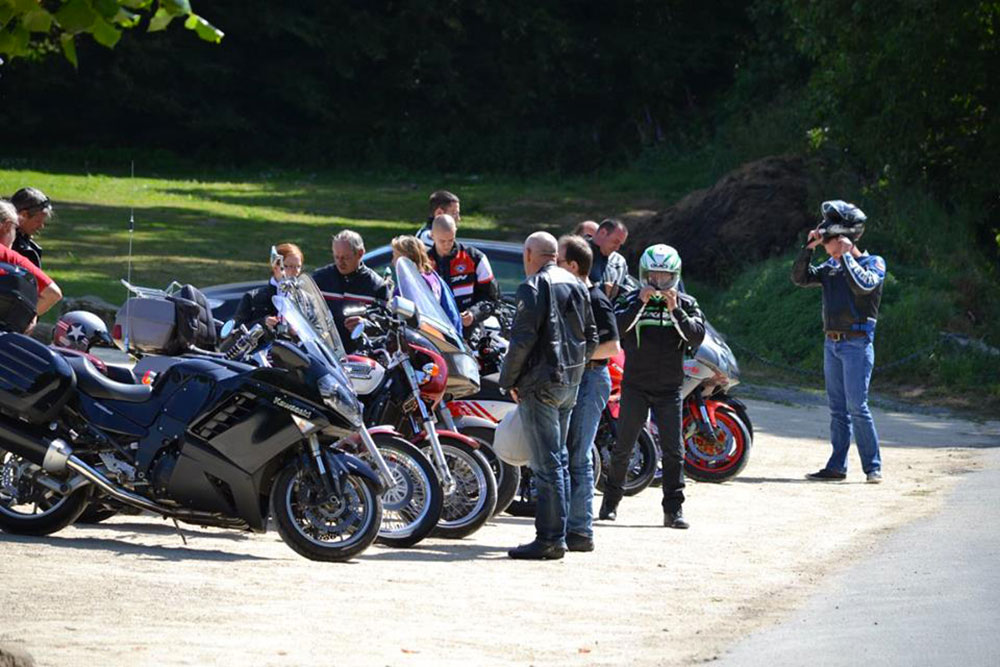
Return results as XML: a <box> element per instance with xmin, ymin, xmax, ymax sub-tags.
<box><xmin>793</xmin><ymin>200</ymin><xmax>885</xmax><ymax>483</ymax></box>
<box><xmin>601</xmin><ymin>244</ymin><xmax>705</xmax><ymax>528</ymax></box>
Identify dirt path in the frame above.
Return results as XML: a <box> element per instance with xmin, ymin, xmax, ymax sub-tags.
<box><xmin>2</xmin><ymin>399</ymin><xmax>997</xmax><ymax>667</ymax></box>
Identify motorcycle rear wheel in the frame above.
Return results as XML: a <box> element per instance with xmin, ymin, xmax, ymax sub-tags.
<box><xmin>683</xmin><ymin>407</ymin><xmax>752</xmax><ymax>483</ymax></box>
<box><xmin>428</xmin><ymin>437</ymin><xmax>497</xmax><ymax>539</ymax></box>
<box><xmin>595</xmin><ymin>426</ymin><xmax>658</xmax><ymax>496</ymax></box>
<box><xmin>270</xmin><ymin>462</ymin><xmax>382</xmax><ymax>562</ymax></box>
<box><xmin>0</xmin><ymin>448</ymin><xmax>90</xmax><ymax>536</ymax></box>
<box><xmin>460</xmin><ymin>426</ymin><xmax>520</xmax><ymax>517</ymax></box>
<box><xmin>365</xmin><ymin>435</ymin><xmax>443</xmax><ymax>548</ymax></box>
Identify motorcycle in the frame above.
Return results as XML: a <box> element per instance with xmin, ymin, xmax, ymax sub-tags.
<box><xmin>345</xmin><ymin>257</ymin><xmax>497</xmax><ymax>539</ymax></box>
<box><xmin>118</xmin><ymin>276</ymin><xmax>444</xmax><ymax>550</ymax></box>
<box><xmin>0</xmin><ymin>279</ymin><xmax>383</xmax><ymax>562</ymax></box>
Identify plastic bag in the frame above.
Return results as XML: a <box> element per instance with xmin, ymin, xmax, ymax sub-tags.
<box><xmin>493</xmin><ymin>406</ymin><xmax>531</xmax><ymax>467</ymax></box>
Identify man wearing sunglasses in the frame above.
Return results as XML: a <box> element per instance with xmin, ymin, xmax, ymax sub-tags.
<box><xmin>10</xmin><ymin>187</ymin><xmax>52</xmax><ymax>268</ymax></box>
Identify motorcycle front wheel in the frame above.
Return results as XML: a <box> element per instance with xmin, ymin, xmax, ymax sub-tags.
<box><xmin>428</xmin><ymin>436</ymin><xmax>497</xmax><ymax>539</ymax></box>
<box><xmin>683</xmin><ymin>407</ymin><xmax>753</xmax><ymax>483</ymax></box>
<box><xmin>270</xmin><ymin>462</ymin><xmax>382</xmax><ymax>562</ymax></box>
<box><xmin>0</xmin><ymin>448</ymin><xmax>90</xmax><ymax>536</ymax></box>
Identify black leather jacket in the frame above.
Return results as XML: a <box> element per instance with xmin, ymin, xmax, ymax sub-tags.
<box><xmin>792</xmin><ymin>248</ymin><xmax>886</xmax><ymax>334</ymax></box>
<box><xmin>233</xmin><ymin>282</ymin><xmax>277</xmax><ymax>330</ymax></box>
<box><xmin>12</xmin><ymin>232</ymin><xmax>42</xmax><ymax>268</ymax></box>
<box><xmin>499</xmin><ymin>263</ymin><xmax>597</xmax><ymax>393</ymax></box>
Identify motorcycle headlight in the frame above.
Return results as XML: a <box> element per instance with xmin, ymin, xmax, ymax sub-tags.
<box><xmin>318</xmin><ymin>373</ymin><xmax>363</xmax><ymax>428</ymax></box>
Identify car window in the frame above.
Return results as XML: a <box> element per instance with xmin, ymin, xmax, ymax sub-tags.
<box><xmin>364</xmin><ymin>243</ymin><xmax>524</xmax><ymax>297</ymax></box>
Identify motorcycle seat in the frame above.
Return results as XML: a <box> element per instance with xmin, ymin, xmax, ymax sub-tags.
<box><xmin>66</xmin><ymin>356</ymin><xmax>153</xmax><ymax>404</ymax></box>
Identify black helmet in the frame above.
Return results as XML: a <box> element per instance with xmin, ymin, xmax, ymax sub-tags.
<box><xmin>0</xmin><ymin>261</ymin><xmax>38</xmax><ymax>333</ymax></box>
<box><xmin>818</xmin><ymin>200</ymin><xmax>866</xmax><ymax>241</ymax></box>
<box><xmin>53</xmin><ymin>310</ymin><xmax>113</xmax><ymax>352</ymax></box>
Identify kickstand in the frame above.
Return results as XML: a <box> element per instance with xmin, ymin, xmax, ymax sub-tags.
<box><xmin>171</xmin><ymin>518</ymin><xmax>188</xmax><ymax>546</ymax></box>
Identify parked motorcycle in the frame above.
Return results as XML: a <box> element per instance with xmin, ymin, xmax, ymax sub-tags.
<box><xmin>346</xmin><ymin>257</ymin><xmax>497</xmax><ymax>539</ymax></box>
<box><xmin>0</xmin><ymin>279</ymin><xmax>383</xmax><ymax>562</ymax></box>
<box><xmin>118</xmin><ymin>276</ymin><xmax>444</xmax><ymax>550</ymax></box>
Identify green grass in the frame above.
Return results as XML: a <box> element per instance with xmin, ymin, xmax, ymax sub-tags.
<box><xmin>0</xmin><ymin>167</ymin><xmax>683</xmax><ymax>311</ymax></box>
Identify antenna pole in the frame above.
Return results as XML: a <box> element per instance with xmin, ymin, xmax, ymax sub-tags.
<box><xmin>124</xmin><ymin>161</ymin><xmax>135</xmax><ymax>352</ymax></box>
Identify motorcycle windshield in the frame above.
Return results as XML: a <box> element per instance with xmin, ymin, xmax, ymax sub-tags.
<box><xmin>394</xmin><ymin>257</ymin><xmax>465</xmax><ymax>352</ymax></box>
<box><xmin>695</xmin><ymin>320</ymin><xmax>740</xmax><ymax>383</ymax></box>
<box><xmin>272</xmin><ymin>274</ymin><xmax>352</xmax><ymax>387</ymax></box>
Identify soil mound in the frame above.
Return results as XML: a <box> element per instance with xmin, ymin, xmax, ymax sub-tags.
<box><xmin>623</xmin><ymin>155</ymin><xmax>814</xmax><ymax>282</ymax></box>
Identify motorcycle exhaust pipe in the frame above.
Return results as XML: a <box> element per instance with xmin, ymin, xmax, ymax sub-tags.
<box><xmin>0</xmin><ymin>417</ymin><xmax>73</xmax><ymax>473</ymax></box>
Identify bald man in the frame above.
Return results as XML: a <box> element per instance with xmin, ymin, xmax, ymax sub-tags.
<box><xmin>500</xmin><ymin>231</ymin><xmax>598</xmax><ymax>560</ymax></box>
<box><xmin>428</xmin><ymin>213</ymin><xmax>501</xmax><ymax>332</ymax></box>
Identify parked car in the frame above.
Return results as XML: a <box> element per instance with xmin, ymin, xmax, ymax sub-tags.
<box><xmin>202</xmin><ymin>239</ymin><xmax>525</xmax><ymax>323</ymax></box>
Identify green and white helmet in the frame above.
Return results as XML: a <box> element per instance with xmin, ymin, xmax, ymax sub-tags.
<box><xmin>638</xmin><ymin>244</ymin><xmax>681</xmax><ymax>289</ymax></box>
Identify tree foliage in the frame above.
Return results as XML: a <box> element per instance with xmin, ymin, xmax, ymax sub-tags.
<box><xmin>0</xmin><ymin>0</ymin><xmax>222</xmax><ymax>67</ymax></box>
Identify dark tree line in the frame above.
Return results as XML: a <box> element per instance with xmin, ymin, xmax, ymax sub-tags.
<box><xmin>1</xmin><ymin>0</ymin><xmax>997</xmax><ymax>234</ymax></box>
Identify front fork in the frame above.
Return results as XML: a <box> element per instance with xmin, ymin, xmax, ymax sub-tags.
<box><xmin>402</xmin><ymin>359</ymin><xmax>456</xmax><ymax>494</ymax></box>
<box><xmin>689</xmin><ymin>391</ymin><xmax>718</xmax><ymax>439</ymax></box>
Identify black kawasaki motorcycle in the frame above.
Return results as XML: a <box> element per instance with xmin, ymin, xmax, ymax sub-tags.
<box><xmin>0</xmin><ymin>285</ymin><xmax>383</xmax><ymax>562</ymax></box>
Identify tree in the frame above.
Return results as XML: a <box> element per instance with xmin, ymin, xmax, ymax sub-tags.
<box><xmin>0</xmin><ymin>0</ymin><xmax>222</xmax><ymax>67</ymax></box>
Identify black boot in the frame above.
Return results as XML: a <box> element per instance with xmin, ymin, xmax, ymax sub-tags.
<box><xmin>598</xmin><ymin>497</ymin><xmax>617</xmax><ymax>521</ymax></box>
<box><xmin>664</xmin><ymin>508</ymin><xmax>689</xmax><ymax>529</ymax></box>
<box><xmin>508</xmin><ymin>540</ymin><xmax>566</xmax><ymax>560</ymax></box>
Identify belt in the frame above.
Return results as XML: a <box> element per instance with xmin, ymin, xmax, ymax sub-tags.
<box><xmin>825</xmin><ymin>331</ymin><xmax>867</xmax><ymax>341</ymax></box>
<box><xmin>586</xmin><ymin>359</ymin><xmax>609</xmax><ymax>369</ymax></box>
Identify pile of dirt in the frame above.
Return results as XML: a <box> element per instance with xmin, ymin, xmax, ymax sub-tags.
<box><xmin>621</xmin><ymin>155</ymin><xmax>815</xmax><ymax>282</ymax></box>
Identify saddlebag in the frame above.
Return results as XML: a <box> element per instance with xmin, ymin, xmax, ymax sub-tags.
<box><xmin>0</xmin><ymin>332</ymin><xmax>76</xmax><ymax>423</ymax></box>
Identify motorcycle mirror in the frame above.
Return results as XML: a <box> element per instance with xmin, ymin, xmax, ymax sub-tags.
<box><xmin>390</xmin><ymin>296</ymin><xmax>417</xmax><ymax>320</ymax></box>
<box><xmin>350</xmin><ymin>321</ymin><xmax>365</xmax><ymax>340</ymax></box>
<box><xmin>220</xmin><ymin>319</ymin><xmax>236</xmax><ymax>339</ymax></box>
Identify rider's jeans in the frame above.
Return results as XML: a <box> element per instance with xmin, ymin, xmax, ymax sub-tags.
<box><xmin>519</xmin><ymin>382</ymin><xmax>579</xmax><ymax>546</ymax></box>
<box><xmin>564</xmin><ymin>366</ymin><xmax>611</xmax><ymax>539</ymax></box>
<box><xmin>823</xmin><ymin>336</ymin><xmax>882</xmax><ymax>474</ymax></box>
<box><xmin>608</xmin><ymin>382</ymin><xmax>684</xmax><ymax>513</ymax></box>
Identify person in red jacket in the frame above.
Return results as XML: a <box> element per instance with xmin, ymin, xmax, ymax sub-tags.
<box><xmin>0</xmin><ymin>200</ymin><xmax>61</xmax><ymax>318</ymax></box>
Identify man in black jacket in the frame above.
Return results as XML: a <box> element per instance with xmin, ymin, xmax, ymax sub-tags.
<box><xmin>427</xmin><ymin>214</ymin><xmax>501</xmax><ymax>332</ymax></box>
<box><xmin>312</xmin><ymin>230</ymin><xmax>389</xmax><ymax>350</ymax></box>
<box><xmin>10</xmin><ymin>187</ymin><xmax>52</xmax><ymax>268</ymax></box>
<box><xmin>499</xmin><ymin>232</ymin><xmax>598</xmax><ymax>560</ymax></box>
<box><xmin>602</xmin><ymin>244</ymin><xmax>705</xmax><ymax>529</ymax></box>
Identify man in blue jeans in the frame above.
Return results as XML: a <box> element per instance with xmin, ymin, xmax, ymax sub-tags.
<box><xmin>557</xmin><ymin>235</ymin><xmax>620</xmax><ymax>552</ymax></box>
<box><xmin>499</xmin><ymin>232</ymin><xmax>597</xmax><ymax>560</ymax></box>
<box><xmin>792</xmin><ymin>200</ymin><xmax>886</xmax><ymax>483</ymax></box>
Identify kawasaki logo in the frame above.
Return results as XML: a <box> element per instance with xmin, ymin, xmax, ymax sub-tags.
<box><xmin>273</xmin><ymin>396</ymin><xmax>313</xmax><ymax>419</ymax></box>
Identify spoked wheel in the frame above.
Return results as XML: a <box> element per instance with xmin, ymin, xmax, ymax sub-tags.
<box><xmin>428</xmin><ymin>436</ymin><xmax>497</xmax><ymax>539</ymax></box>
<box><xmin>461</xmin><ymin>426</ymin><xmax>520</xmax><ymax>517</ymax></box>
<box><xmin>270</xmin><ymin>462</ymin><xmax>382</xmax><ymax>562</ymax></box>
<box><xmin>595</xmin><ymin>425</ymin><xmax>658</xmax><ymax>496</ymax></box>
<box><xmin>683</xmin><ymin>407</ymin><xmax>753</xmax><ymax>482</ymax></box>
<box><xmin>0</xmin><ymin>448</ymin><xmax>90</xmax><ymax>536</ymax></box>
<box><xmin>363</xmin><ymin>435</ymin><xmax>442</xmax><ymax>548</ymax></box>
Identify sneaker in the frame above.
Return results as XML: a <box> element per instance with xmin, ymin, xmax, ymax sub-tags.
<box><xmin>805</xmin><ymin>468</ymin><xmax>847</xmax><ymax>481</ymax></box>
<box><xmin>866</xmin><ymin>470</ymin><xmax>883</xmax><ymax>484</ymax></box>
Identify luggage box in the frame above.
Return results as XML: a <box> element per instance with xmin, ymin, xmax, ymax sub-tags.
<box><xmin>114</xmin><ymin>297</ymin><xmax>177</xmax><ymax>354</ymax></box>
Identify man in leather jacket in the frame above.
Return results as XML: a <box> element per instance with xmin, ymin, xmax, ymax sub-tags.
<box><xmin>601</xmin><ymin>244</ymin><xmax>705</xmax><ymax>529</ymax></box>
<box><xmin>500</xmin><ymin>231</ymin><xmax>597</xmax><ymax>560</ymax></box>
<box><xmin>792</xmin><ymin>200</ymin><xmax>885</xmax><ymax>483</ymax></box>
<box><xmin>313</xmin><ymin>230</ymin><xmax>390</xmax><ymax>351</ymax></box>
<box><xmin>10</xmin><ymin>187</ymin><xmax>52</xmax><ymax>268</ymax></box>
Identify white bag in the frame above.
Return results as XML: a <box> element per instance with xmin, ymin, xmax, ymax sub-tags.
<box><xmin>493</xmin><ymin>406</ymin><xmax>532</xmax><ymax>467</ymax></box>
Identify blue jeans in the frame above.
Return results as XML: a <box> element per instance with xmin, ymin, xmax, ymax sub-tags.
<box><xmin>824</xmin><ymin>336</ymin><xmax>882</xmax><ymax>474</ymax></box>
<box><xmin>564</xmin><ymin>366</ymin><xmax>612</xmax><ymax>538</ymax></box>
<box><xmin>519</xmin><ymin>383</ymin><xmax>580</xmax><ymax>546</ymax></box>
